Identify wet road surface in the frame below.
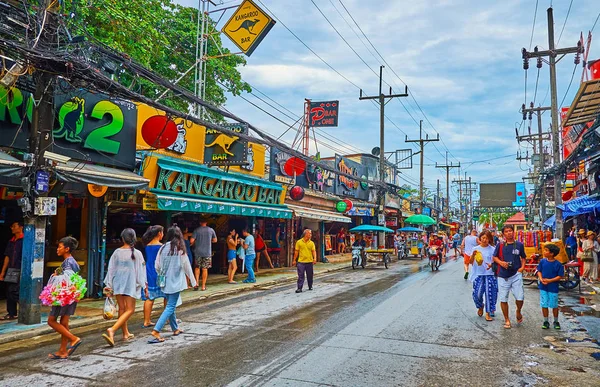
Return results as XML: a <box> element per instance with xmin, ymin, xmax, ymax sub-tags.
<box><xmin>1</xmin><ymin>258</ymin><xmax>599</xmax><ymax>386</ymax></box>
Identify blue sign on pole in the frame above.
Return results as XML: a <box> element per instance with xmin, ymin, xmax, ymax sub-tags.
<box><xmin>35</xmin><ymin>170</ymin><xmax>49</xmax><ymax>193</ymax></box>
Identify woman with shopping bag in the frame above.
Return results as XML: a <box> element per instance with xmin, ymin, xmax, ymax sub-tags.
<box><xmin>149</xmin><ymin>226</ymin><xmax>196</xmax><ymax>343</ymax></box>
<box><xmin>102</xmin><ymin>228</ymin><xmax>147</xmax><ymax>346</ymax></box>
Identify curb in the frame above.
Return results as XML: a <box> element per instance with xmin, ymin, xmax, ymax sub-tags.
<box><xmin>0</xmin><ymin>264</ymin><xmax>351</xmax><ymax>349</ymax></box>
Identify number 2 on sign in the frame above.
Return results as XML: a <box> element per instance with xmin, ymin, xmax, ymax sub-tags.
<box><xmin>83</xmin><ymin>101</ymin><xmax>124</xmax><ymax>154</ymax></box>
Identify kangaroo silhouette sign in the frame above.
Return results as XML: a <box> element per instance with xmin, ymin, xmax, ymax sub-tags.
<box><xmin>204</xmin><ymin>123</ymin><xmax>249</xmax><ymax>166</ymax></box>
<box><xmin>222</xmin><ymin>0</ymin><xmax>275</xmax><ymax>56</ymax></box>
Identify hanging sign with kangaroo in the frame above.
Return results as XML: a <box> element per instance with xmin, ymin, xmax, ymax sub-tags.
<box><xmin>222</xmin><ymin>0</ymin><xmax>276</xmax><ymax>56</ymax></box>
<box><xmin>204</xmin><ymin>122</ymin><xmax>249</xmax><ymax>166</ymax></box>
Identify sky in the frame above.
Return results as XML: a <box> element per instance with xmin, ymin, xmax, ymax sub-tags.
<box><xmin>175</xmin><ymin>0</ymin><xmax>600</xmax><ymax>207</ymax></box>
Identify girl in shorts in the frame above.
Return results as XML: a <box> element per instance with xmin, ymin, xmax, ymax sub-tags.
<box><xmin>227</xmin><ymin>228</ymin><xmax>238</xmax><ymax>283</ymax></box>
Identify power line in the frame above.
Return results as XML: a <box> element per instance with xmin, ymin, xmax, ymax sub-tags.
<box><xmin>556</xmin><ymin>0</ymin><xmax>573</xmax><ymax>45</ymax></box>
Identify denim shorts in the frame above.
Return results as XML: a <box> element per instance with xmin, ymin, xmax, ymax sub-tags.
<box><xmin>227</xmin><ymin>249</ymin><xmax>236</xmax><ymax>262</ymax></box>
<box><xmin>498</xmin><ymin>272</ymin><xmax>524</xmax><ymax>302</ymax></box>
<box><xmin>539</xmin><ymin>289</ymin><xmax>559</xmax><ymax>308</ymax></box>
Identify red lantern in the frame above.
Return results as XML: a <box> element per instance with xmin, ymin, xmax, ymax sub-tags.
<box><xmin>141</xmin><ymin>115</ymin><xmax>179</xmax><ymax>149</ymax></box>
<box><xmin>562</xmin><ymin>190</ymin><xmax>574</xmax><ymax>201</ymax></box>
<box><xmin>283</xmin><ymin>157</ymin><xmax>306</xmax><ymax>176</ymax></box>
<box><xmin>343</xmin><ymin>199</ymin><xmax>353</xmax><ymax>211</ymax></box>
<box><xmin>289</xmin><ymin>185</ymin><xmax>305</xmax><ymax>201</ymax></box>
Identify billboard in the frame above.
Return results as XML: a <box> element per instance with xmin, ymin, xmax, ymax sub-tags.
<box><xmin>309</xmin><ymin>101</ymin><xmax>339</xmax><ymax>127</ymax></box>
<box><xmin>479</xmin><ymin>183</ymin><xmax>526</xmax><ymax>207</ymax></box>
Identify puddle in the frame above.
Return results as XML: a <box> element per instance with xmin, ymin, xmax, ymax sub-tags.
<box><xmin>559</xmin><ymin>305</ymin><xmax>600</xmax><ymax>318</ymax></box>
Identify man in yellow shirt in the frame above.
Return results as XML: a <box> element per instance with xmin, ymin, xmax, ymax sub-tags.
<box><xmin>293</xmin><ymin>229</ymin><xmax>317</xmax><ymax>293</ymax></box>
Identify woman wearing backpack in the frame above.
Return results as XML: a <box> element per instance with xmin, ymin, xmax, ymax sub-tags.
<box><xmin>149</xmin><ymin>226</ymin><xmax>196</xmax><ymax>343</ymax></box>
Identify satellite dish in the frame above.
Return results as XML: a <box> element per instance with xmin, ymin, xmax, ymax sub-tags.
<box><xmin>371</xmin><ymin>147</ymin><xmax>381</xmax><ymax>156</ymax></box>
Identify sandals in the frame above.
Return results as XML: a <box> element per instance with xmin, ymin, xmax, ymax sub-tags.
<box><xmin>141</xmin><ymin>323</ymin><xmax>155</xmax><ymax>328</ymax></box>
<box><xmin>124</xmin><ymin>334</ymin><xmax>135</xmax><ymax>341</ymax></box>
<box><xmin>101</xmin><ymin>333</ymin><xmax>115</xmax><ymax>347</ymax></box>
<box><xmin>67</xmin><ymin>340</ymin><xmax>82</xmax><ymax>356</ymax></box>
<box><xmin>148</xmin><ymin>336</ymin><xmax>165</xmax><ymax>344</ymax></box>
<box><xmin>0</xmin><ymin>314</ymin><xmax>17</xmax><ymax>321</ymax></box>
<box><xmin>48</xmin><ymin>353</ymin><xmax>68</xmax><ymax>360</ymax></box>
<box><xmin>516</xmin><ymin>312</ymin><xmax>523</xmax><ymax>324</ymax></box>
<box><xmin>173</xmin><ymin>330</ymin><xmax>184</xmax><ymax>336</ymax></box>
<box><xmin>477</xmin><ymin>308</ymin><xmax>484</xmax><ymax>317</ymax></box>
<box><xmin>485</xmin><ymin>314</ymin><xmax>493</xmax><ymax>322</ymax></box>
<box><xmin>503</xmin><ymin>321</ymin><xmax>512</xmax><ymax>329</ymax></box>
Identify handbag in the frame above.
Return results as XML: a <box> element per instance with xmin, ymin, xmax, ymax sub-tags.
<box><xmin>581</xmin><ymin>249</ymin><xmax>594</xmax><ymax>262</ymax></box>
<box><xmin>4</xmin><ymin>268</ymin><xmax>20</xmax><ymax>283</ymax></box>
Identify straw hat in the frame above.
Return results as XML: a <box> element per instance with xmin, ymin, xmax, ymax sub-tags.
<box><xmin>578</xmin><ymin>229</ymin><xmax>586</xmax><ymax>235</ymax></box>
<box><xmin>586</xmin><ymin>230</ymin><xmax>596</xmax><ymax>237</ymax></box>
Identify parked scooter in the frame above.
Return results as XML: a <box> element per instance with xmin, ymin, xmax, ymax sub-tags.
<box><xmin>352</xmin><ymin>246</ymin><xmax>366</xmax><ymax>269</ymax></box>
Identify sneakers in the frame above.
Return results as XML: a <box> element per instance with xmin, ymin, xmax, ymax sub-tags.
<box><xmin>553</xmin><ymin>321</ymin><xmax>561</xmax><ymax>330</ymax></box>
<box><xmin>464</xmin><ymin>272</ymin><xmax>469</xmax><ymax>280</ymax></box>
<box><xmin>295</xmin><ymin>289</ymin><xmax>302</xmax><ymax>293</ymax></box>
<box><xmin>542</xmin><ymin>321</ymin><xmax>550</xmax><ymax>329</ymax></box>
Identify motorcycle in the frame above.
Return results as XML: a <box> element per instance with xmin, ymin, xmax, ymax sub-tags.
<box><xmin>352</xmin><ymin>246</ymin><xmax>366</xmax><ymax>269</ymax></box>
<box><xmin>428</xmin><ymin>246</ymin><xmax>442</xmax><ymax>271</ymax></box>
<box><xmin>397</xmin><ymin>241</ymin><xmax>407</xmax><ymax>260</ymax></box>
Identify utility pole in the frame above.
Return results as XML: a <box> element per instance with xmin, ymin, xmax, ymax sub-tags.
<box><xmin>360</xmin><ymin>65</ymin><xmax>408</xmax><ymax>231</ymax></box>
<box><xmin>436</xmin><ymin>179</ymin><xmax>441</xmax><ymax>224</ymax></box>
<box><xmin>520</xmin><ymin>104</ymin><xmax>552</xmax><ymax>223</ymax></box>
<box><xmin>453</xmin><ymin>173</ymin><xmax>471</xmax><ymax>233</ymax></box>
<box><xmin>20</xmin><ymin>0</ymin><xmax>58</xmax><ymax>325</ymax></box>
<box><xmin>436</xmin><ymin>151</ymin><xmax>460</xmax><ymax>219</ymax></box>
<box><xmin>521</xmin><ymin>7</ymin><xmax>584</xmax><ymax>238</ymax></box>
<box><xmin>406</xmin><ymin>120</ymin><xmax>439</xmax><ymax>207</ymax></box>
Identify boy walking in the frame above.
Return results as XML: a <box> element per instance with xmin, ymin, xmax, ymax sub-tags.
<box><xmin>537</xmin><ymin>244</ymin><xmax>564</xmax><ymax>329</ymax></box>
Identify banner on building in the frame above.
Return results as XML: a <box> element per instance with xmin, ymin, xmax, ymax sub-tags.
<box><xmin>0</xmin><ymin>83</ymin><xmax>138</xmax><ymax>169</ymax></box>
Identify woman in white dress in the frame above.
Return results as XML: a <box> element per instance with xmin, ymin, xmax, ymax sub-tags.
<box><xmin>470</xmin><ymin>230</ymin><xmax>497</xmax><ymax>321</ymax></box>
<box><xmin>581</xmin><ymin>231</ymin><xmax>600</xmax><ymax>283</ymax></box>
<box><xmin>102</xmin><ymin>228</ymin><xmax>147</xmax><ymax>346</ymax></box>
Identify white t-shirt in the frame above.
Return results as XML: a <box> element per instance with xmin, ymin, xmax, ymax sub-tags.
<box><xmin>463</xmin><ymin>235</ymin><xmax>479</xmax><ymax>255</ymax></box>
<box><xmin>469</xmin><ymin>245</ymin><xmax>495</xmax><ymax>281</ymax></box>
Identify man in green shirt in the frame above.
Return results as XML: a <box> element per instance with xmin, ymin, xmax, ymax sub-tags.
<box><xmin>293</xmin><ymin>229</ymin><xmax>317</xmax><ymax>293</ymax></box>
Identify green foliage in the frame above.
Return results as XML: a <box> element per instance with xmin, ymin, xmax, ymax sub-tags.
<box><xmin>478</xmin><ymin>210</ymin><xmax>517</xmax><ymax>229</ymax></box>
<box><xmin>63</xmin><ymin>0</ymin><xmax>251</xmax><ymax>120</ymax></box>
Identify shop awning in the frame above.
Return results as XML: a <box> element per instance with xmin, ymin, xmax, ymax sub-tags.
<box><xmin>156</xmin><ymin>157</ymin><xmax>280</xmax><ymax>190</ymax></box>
<box><xmin>55</xmin><ymin>161</ymin><xmax>149</xmax><ymax>189</ymax></box>
<box><xmin>155</xmin><ymin>194</ymin><xmax>292</xmax><ymax>219</ymax></box>
<box><xmin>543</xmin><ymin>215</ymin><xmax>556</xmax><ymax>228</ymax></box>
<box><xmin>556</xmin><ymin>195</ymin><xmax>600</xmax><ymax>216</ymax></box>
<box><xmin>286</xmin><ymin>204</ymin><xmax>351</xmax><ymax>223</ymax></box>
<box><xmin>562</xmin><ymin>78</ymin><xmax>600</xmax><ymax>127</ymax></box>
<box><xmin>0</xmin><ymin>150</ymin><xmax>25</xmax><ymax>177</ymax></box>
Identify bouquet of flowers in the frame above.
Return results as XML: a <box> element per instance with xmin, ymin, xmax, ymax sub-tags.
<box><xmin>39</xmin><ymin>269</ymin><xmax>87</xmax><ymax>307</ymax></box>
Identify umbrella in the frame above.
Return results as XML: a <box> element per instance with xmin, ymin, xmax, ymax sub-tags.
<box><xmin>404</xmin><ymin>214</ymin><xmax>436</xmax><ymax>225</ymax></box>
<box><xmin>397</xmin><ymin>226</ymin><xmax>425</xmax><ymax>232</ymax></box>
<box><xmin>349</xmin><ymin>225</ymin><xmax>395</xmax><ymax>233</ymax></box>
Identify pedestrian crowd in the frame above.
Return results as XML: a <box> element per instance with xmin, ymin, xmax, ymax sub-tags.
<box><xmin>463</xmin><ymin>225</ymin><xmax>566</xmax><ymax>330</ymax></box>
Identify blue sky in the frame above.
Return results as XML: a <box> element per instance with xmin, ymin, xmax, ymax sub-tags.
<box><xmin>176</xmin><ymin>0</ymin><xmax>599</xmax><ymax>207</ymax></box>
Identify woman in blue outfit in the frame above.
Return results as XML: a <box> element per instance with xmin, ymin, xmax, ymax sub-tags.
<box><xmin>149</xmin><ymin>226</ymin><xmax>196</xmax><ymax>343</ymax></box>
<box><xmin>142</xmin><ymin>225</ymin><xmax>165</xmax><ymax>328</ymax></box>
<box><xmin>470</xmin><ymin>230</ymin><xmax>498</xmax><ymax>321</ymax></box>
<box><xmin>227</xmin><ymin>228</ymin><xmax>238</xmax><ymax>284</ymax></box>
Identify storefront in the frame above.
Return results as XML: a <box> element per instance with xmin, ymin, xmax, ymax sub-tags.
<box><xmin>139</xmin><ymin>154</ymin><xmax>292</xmax><ymax>273</ymax></box>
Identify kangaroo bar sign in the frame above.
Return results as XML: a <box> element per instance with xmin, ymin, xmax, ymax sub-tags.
<box><xmin>309</xmin><ymin>101</ymin><xmax>339</xmax><ymax>127</ymax></box>
<box><xmin>222</xmin><ymin>0</ymin><xmax>276</xmax><ymax>56</ymax></box>
<box><xmin>204</xmin><ymin>123</ymin><xmax>249</xmax><ymax>166</ymax></box>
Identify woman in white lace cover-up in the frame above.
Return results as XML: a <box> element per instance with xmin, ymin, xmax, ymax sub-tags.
<box><xmin>149</xmin><ymin>226</ymin><xmax>196</xmax><ymax>343</ymax></box>
<box><xmin>582</xmin><ymin>231</ymin><xmax>600</xmax><ymax>283</ymax></box>
<box><xmin>102</xmin><ymin>228</ymin><xmax>147</xmax><ymax>346</ymax></box>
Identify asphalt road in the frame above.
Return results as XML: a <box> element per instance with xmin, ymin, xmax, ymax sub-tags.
<box><xmin>1</xmin><ymin>257</ymin><xmax>598</xmax><ymax>386</ymax></box>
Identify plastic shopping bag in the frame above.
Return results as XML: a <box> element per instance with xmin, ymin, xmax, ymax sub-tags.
<box><xmin>103</xmin><ymin>297</ymin><xmax>117</xmax><ymax>320</ymax></box>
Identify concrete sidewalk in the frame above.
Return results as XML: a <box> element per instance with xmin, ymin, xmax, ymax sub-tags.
<box><xmin>0</xmin><ymin>261</ymin><xmax>352</xmax><ymax>351</ymax></box>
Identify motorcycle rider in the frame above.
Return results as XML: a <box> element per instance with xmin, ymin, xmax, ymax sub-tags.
<box><xmin>428</xmin><ymin>233</ymin><xmax>445</xmax><ymax>266</ymax></box>
<box><xmin>352</xmin><ymin>234</ymin><xmax>367</xmax><ymax>265</ymax></box>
